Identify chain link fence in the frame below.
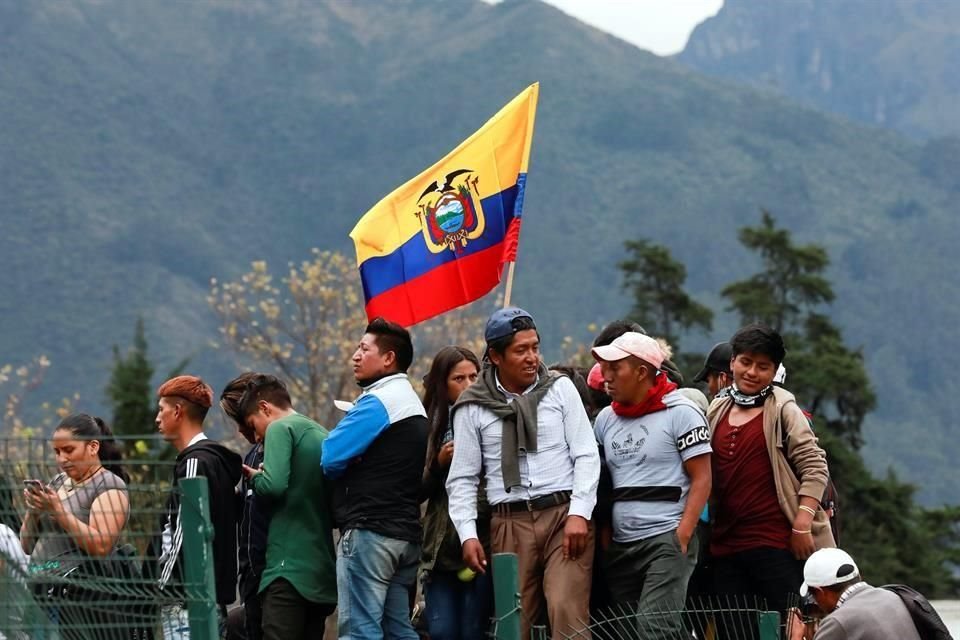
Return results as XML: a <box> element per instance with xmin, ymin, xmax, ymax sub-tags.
<box><xmin>0</xmin><ymin>436</ymin><xmax>217</xmax><ymax>640</ymax></box>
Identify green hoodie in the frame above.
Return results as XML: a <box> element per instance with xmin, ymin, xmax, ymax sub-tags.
<box><xmin>251</xmin><ymin>413</ymin><xmax>336</xmax><ymax>604</ymax></box>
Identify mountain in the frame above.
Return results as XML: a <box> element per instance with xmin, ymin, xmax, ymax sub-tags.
<box><xmin>679</xmin><ymin>0</ymin><xmax>960</xmax><ymax>139</ymax></box>
<box><xmin>1</xmin><ymin>0</ymin><xmax>957</xmax><ymax>503</ymax></box>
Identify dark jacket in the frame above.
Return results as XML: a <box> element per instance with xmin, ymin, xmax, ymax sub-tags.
<box><xmin>237</xmin><ymin>443</ymin><xmax>268</xmax><ymax>603</ymax></box>
<box><xmin>323</xmin><ymin>374</ymin><xmax>429</xmax><ymax>543</ymax></box>
<box><xmin>420</xmin><ymin>463</ymin><xmax>490</xmax><ymax>573</ymax></box>
<box><xmin>155</xmin><ymin>437</ymin><xmax>243</xmax><ymax>605</ymax></box>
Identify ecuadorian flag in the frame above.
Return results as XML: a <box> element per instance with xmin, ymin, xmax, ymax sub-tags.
<box><xmin>350</xmin><ymin>83</ymin><xmax>539</xmax><ymax>327</ymax></box>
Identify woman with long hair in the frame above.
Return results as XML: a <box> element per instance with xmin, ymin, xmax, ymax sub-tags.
<box><xmin>419</xmin><ymin>346</ymin><xmax>492</xmax><ymax>640</ymax></box>
<box><xmin>20</xmin><ymin>414</ymin><xmax>131</xmax><ymax>639</ymax></box>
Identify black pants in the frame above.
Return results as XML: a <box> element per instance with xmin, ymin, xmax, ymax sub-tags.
<box><xmin>711</xmin><ymin>547</ymin><xmax>802</xmax><ymax>640</ymax></box>
<box><xmin>244</xmin><ymin>595</ymin><xmax>263</xmax><ymax>640</ymax></box>
<box><xmin>260</xmin><ymin>578</ymin><xmax>335</xmax><ymax>640</ymax></box>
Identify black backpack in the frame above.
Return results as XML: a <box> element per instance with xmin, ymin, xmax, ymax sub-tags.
<box><xmin>882</xmin><ymin>584</ymin><xmax>953</xmax><ymax>640</ymax></box>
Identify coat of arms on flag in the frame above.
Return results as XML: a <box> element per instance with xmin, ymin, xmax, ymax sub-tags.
<box><xmin>416</xmin><ymin>169</ymin><xmax>486</xmax><ymax>253</ymax></box>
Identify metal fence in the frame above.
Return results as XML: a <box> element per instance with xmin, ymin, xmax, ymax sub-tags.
<box><xmin>489</xmin><ymin>553</ymin><xmax>789</xmax><ymax>640</ymax></box>
<box><xmin>0</xmin><ymin>437</ymin><xmax>217</xmax><ymax>640</ymax></box>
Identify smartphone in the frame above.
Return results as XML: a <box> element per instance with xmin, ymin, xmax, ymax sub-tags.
<box><xmin>22</xmin><ymin>479</ymin><xmax>45</xmax><ymax>493</ymax></box>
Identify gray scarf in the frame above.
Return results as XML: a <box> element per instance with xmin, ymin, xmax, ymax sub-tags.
<box><xmin>454</xmin><ymin>362</ymin><xmax>560</xmax><ymax>492</ymax></box>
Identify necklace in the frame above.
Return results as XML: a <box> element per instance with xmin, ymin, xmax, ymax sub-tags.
<box><xmin>64</xmin><ymin>465</ymin><xmax>104</xmax><ymax>493</ymax></box>
<box><xmin>79</xmin><ymin>464</ymin><xmax>104</xmax><ymax>484</ymax></box>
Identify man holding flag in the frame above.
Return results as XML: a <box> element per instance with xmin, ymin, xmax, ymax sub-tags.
<box><xmin>345</xmin><ymin>84</ymin><xmax>561</xmax><ymax>636</ymax></box>
<box><xmin>446</xmin><ymin>307</ymin><xmax>600</xmax><ymax>639</ymax></box>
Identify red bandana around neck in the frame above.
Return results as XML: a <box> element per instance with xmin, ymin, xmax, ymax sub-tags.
<box><xmin>611</xmin><ymin>373</ymin><xmax>678</xmax><ymax>418</ymax></box>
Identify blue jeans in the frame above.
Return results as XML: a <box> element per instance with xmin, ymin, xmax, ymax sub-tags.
<box><xmin>424</xmin><ymin>569</ymin><xmax>494</xmax><ymax>640</ymax></box>
<box><xmin>336</xmin><ymin>528</ymin><xmax>420</xmax><ymax>640</ymax></box>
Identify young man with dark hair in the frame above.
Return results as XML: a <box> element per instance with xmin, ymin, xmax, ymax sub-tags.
<box><xmin>446</xmin><ymin>307</ymin><xmax>600</xmax><ymax>639</ymax></box>
<box><xmin>154</xmin><ymin>375</ymin><xmax>242</xmax><ymax>640</ymax></box>
<box><xmin>220</xmin><ymin>373</ymin><xmax>269</xmax><ymax>640</ymax></box>
<box><xmin>693</xmin><ymin>341</ymin><xmax>734</xmax><ymax>399</ymax></box>
<box><xmin>592</xmin><ymin>333</ymin><xmax>712</xmax><ymax>638</ymax></box>
<box><xmin>321</xmin><ymin>317</ymin><xmax>428</xmax><ymax>639</ymax></box>
<box><xmin>225</xmin><ymin>373</ymin><xmax>337</xmax><ymax>640</ymax></box>
<box><xmin>707</xmin><ymin>324</ymin><xmax>834</xmax><ymax>630</ymax></box>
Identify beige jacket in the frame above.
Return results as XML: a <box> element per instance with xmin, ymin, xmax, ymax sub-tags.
<box><xmin>707</xmin><ymin>386</ymin><xmax>836</xmax><ymax>550</ymax></box>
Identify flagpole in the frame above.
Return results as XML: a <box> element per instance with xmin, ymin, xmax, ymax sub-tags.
<box><xmin>503</xmin><ymin>261</ymin><xmax>517</xmax><ymax>308</ymax></box>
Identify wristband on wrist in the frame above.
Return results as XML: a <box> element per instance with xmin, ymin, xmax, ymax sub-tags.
<box><xmin>792</xmin><ymin>528</ymin><xmax>812</xmax><ymax>535</ymax></box>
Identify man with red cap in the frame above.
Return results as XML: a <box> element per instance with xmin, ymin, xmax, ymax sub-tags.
<box><xmin>592</xmin><ymin>332</ymin><xmax>712</xmax><ymax>639</ymax></box>
<box><xmin>153</xmin><ymin>375</ymin><xmax>242</xmax><ymax>640</ymax></box>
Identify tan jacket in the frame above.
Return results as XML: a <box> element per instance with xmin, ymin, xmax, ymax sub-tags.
<box><xmin>707</xmin><ymin>386</ymin><xmax>836</xmax><ymax>550</ymax></box>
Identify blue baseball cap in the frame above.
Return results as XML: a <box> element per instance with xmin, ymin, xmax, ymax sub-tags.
<box><xmin>484</xmin><ymin>307</ymin><xmax>535</xmax><ymax>343</ymax></box>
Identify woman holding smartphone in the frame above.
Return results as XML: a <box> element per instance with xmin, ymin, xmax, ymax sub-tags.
<box><xmin>20</xmin><ymin>414</ymin><xmax>131</xmax><ymax>639</ymax></box>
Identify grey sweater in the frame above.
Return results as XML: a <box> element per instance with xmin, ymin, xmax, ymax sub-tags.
<box><xmin>815</xmin><ymin>585</ymin><xmax>921</xmax><ymax>640</ymax></box>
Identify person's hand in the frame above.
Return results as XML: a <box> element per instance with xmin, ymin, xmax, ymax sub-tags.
<box><xmin>787</xmin><ymin>608</ymin><xmax>815</xmax><ymax>640</ymax></box>
<box><xmin>462</xmin><ymin>539</ymin><xmax>487</xmax><ymax>574</ymax></box>
<box><xmin>563</xmin><ymin>515</ymin><xmax>589</xmax><ymax>560</ymax></box>
<box><xmin>437</xmin><ymin>441</ymin><xmax>455</xmax><ymax>468</ymax></box>
<box><xmin>241</xmin><ymin>463</ymin><xmax>262</xmax><ymax>480</ymax></box>
<box><xmin>790</xmin><ymin>530</ymin><xmax>816</xmax><ymax>560</ymax></box>
<box><xmin>24</xmin><ymin>485</ymin><xmax>61</xmax><ymax>515</ymax></box>
<box><xmin>675</xmin><ymin>525</ymin><xmax>694</xmax><ymax>555</ymax></box>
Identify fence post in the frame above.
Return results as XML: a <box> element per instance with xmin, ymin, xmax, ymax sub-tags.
<box><xmin>180</xmin><ymin>476</ymin><xmax>218</xmax><ymax>640</ymax></box>
<box><xmin>492</xmin><ymin>553</ymin><xmax>521</xmax><ymax>640</ymax></box>
<box><xmin>757</xmin><ymin>611</ymin><xmax>780</xmax><ymax>640</ymax></box>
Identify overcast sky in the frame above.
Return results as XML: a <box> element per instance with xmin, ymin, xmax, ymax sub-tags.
<box><xmin>535</xmin><ymin>0</ymin><xmax>724</xmax><ymax>56</ymax></box>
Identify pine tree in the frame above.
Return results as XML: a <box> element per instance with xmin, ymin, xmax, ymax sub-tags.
<box><xmin>722</xmin><ymin>211</ymin><xmax>872</xmax><ymax>449</ymax></box>
<box><xmin>105</xmin><ymin>317</ymin><xmax>155</xmax><ymax>455</ymax></box>
<box><xmin>619</xmin><ymin>238</ymin><xmax>713</xmax><ymax>351</ymax></box>
<box><xmin>721</xmin><ymin>209</ymin><xmax>834</xmax><ymax>331</ymax></box>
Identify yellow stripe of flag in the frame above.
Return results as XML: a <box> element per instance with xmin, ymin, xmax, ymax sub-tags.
<box><xmin>350</xmin><ymin>83</ymin><xmax>539</xmax><ymax>265</ymax></box>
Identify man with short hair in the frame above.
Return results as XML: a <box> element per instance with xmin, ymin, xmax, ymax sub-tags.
<box><xmin>155</xmin><ymin>375</ymin><xmax>242</xmax><ymax>640</ymax></box>
<box><xmin>227</xmin><ymin>373</ymin><xmax>337</xmax><ymax>640</ymax></box>
<box><xmin>592</xmin><ymin>332</ymin><xmax>712</xmax><ymax>638</ymax></box>
<box><xmin>220</xmin><ymin>373</ymin><xmax>269</xmax><ymax>640</ymax></box>
<box><xmin>707</xmin><ymin>324</ymin><xmax>834</xmax><ymax>627</ymax></box>
<box><xmin>321</xmin><ymin>317</ymin><xmax>428</xmax><ymax>640</ymax></box>
<box><xmin>446</xmin><ymin>307</ymin><xmax>601</xmax><ymax>639</ymax></box>
<box><xmin>789</xmin><ymin>548</ymin><xmax>921</xmax><ymax>640</ymax></box>
<box><xmin>693</xmin><ymin>341</ymin><xmax>733</xmax><ymax>399</ymax></box>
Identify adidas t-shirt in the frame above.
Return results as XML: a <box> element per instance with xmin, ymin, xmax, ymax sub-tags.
<box><xmin>594</xmin><ymin>391</ymin><xmax>712</xmax><ymax>543</ymax></box>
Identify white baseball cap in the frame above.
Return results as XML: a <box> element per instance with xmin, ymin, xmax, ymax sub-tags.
<box><xmin>774</xmin><ymin>363</ymin><xmax>787</xmax><ymax>384</ymax></box>
<box><xmin>591</xmin><ymin>332</ymin><xmax>665</xmax><ymax>370</ymax></box>
<box><xmin>800</xmin><ymin>548</ymin><xmax>860</xmax><ymax>596</ymax></box>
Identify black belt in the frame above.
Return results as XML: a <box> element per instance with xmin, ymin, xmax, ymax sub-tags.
<box><xmin>494</xmin><ymin>490</ymin><xmax>572</xmax><ymax>514</ymax></box>
<box><xmin>611</xmin><ymin>486</ymin><xmax>682</xmax><ymax>503</ymax></box>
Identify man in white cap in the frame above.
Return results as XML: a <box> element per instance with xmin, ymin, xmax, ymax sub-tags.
<box><xmin>789</xmin><ymin>548</ymin><xmax>921</xmax><ymax>640</ymax></box>
<box><xmin>591</xmin><ymin>332</ymin><xmax>712</xmax><ymax>638</ymax></box>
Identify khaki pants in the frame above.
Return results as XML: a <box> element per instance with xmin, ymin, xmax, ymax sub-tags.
<box><xmin>492</xmin><ymin>502</ymin><xmax>594</xmax><ymax>639</ymax></box>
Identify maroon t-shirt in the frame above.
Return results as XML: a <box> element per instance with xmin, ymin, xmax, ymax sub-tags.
<box><xmin>710</xmin><ymin>408</ymin><xmax>791</xmax><ymax>556</ymax></box>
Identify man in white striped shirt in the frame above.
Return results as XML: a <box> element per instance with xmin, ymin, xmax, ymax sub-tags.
<box><xmin>446</xmin><ymin>308</ymin><xmax>601</xmax><ymax>639</ymax></box>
